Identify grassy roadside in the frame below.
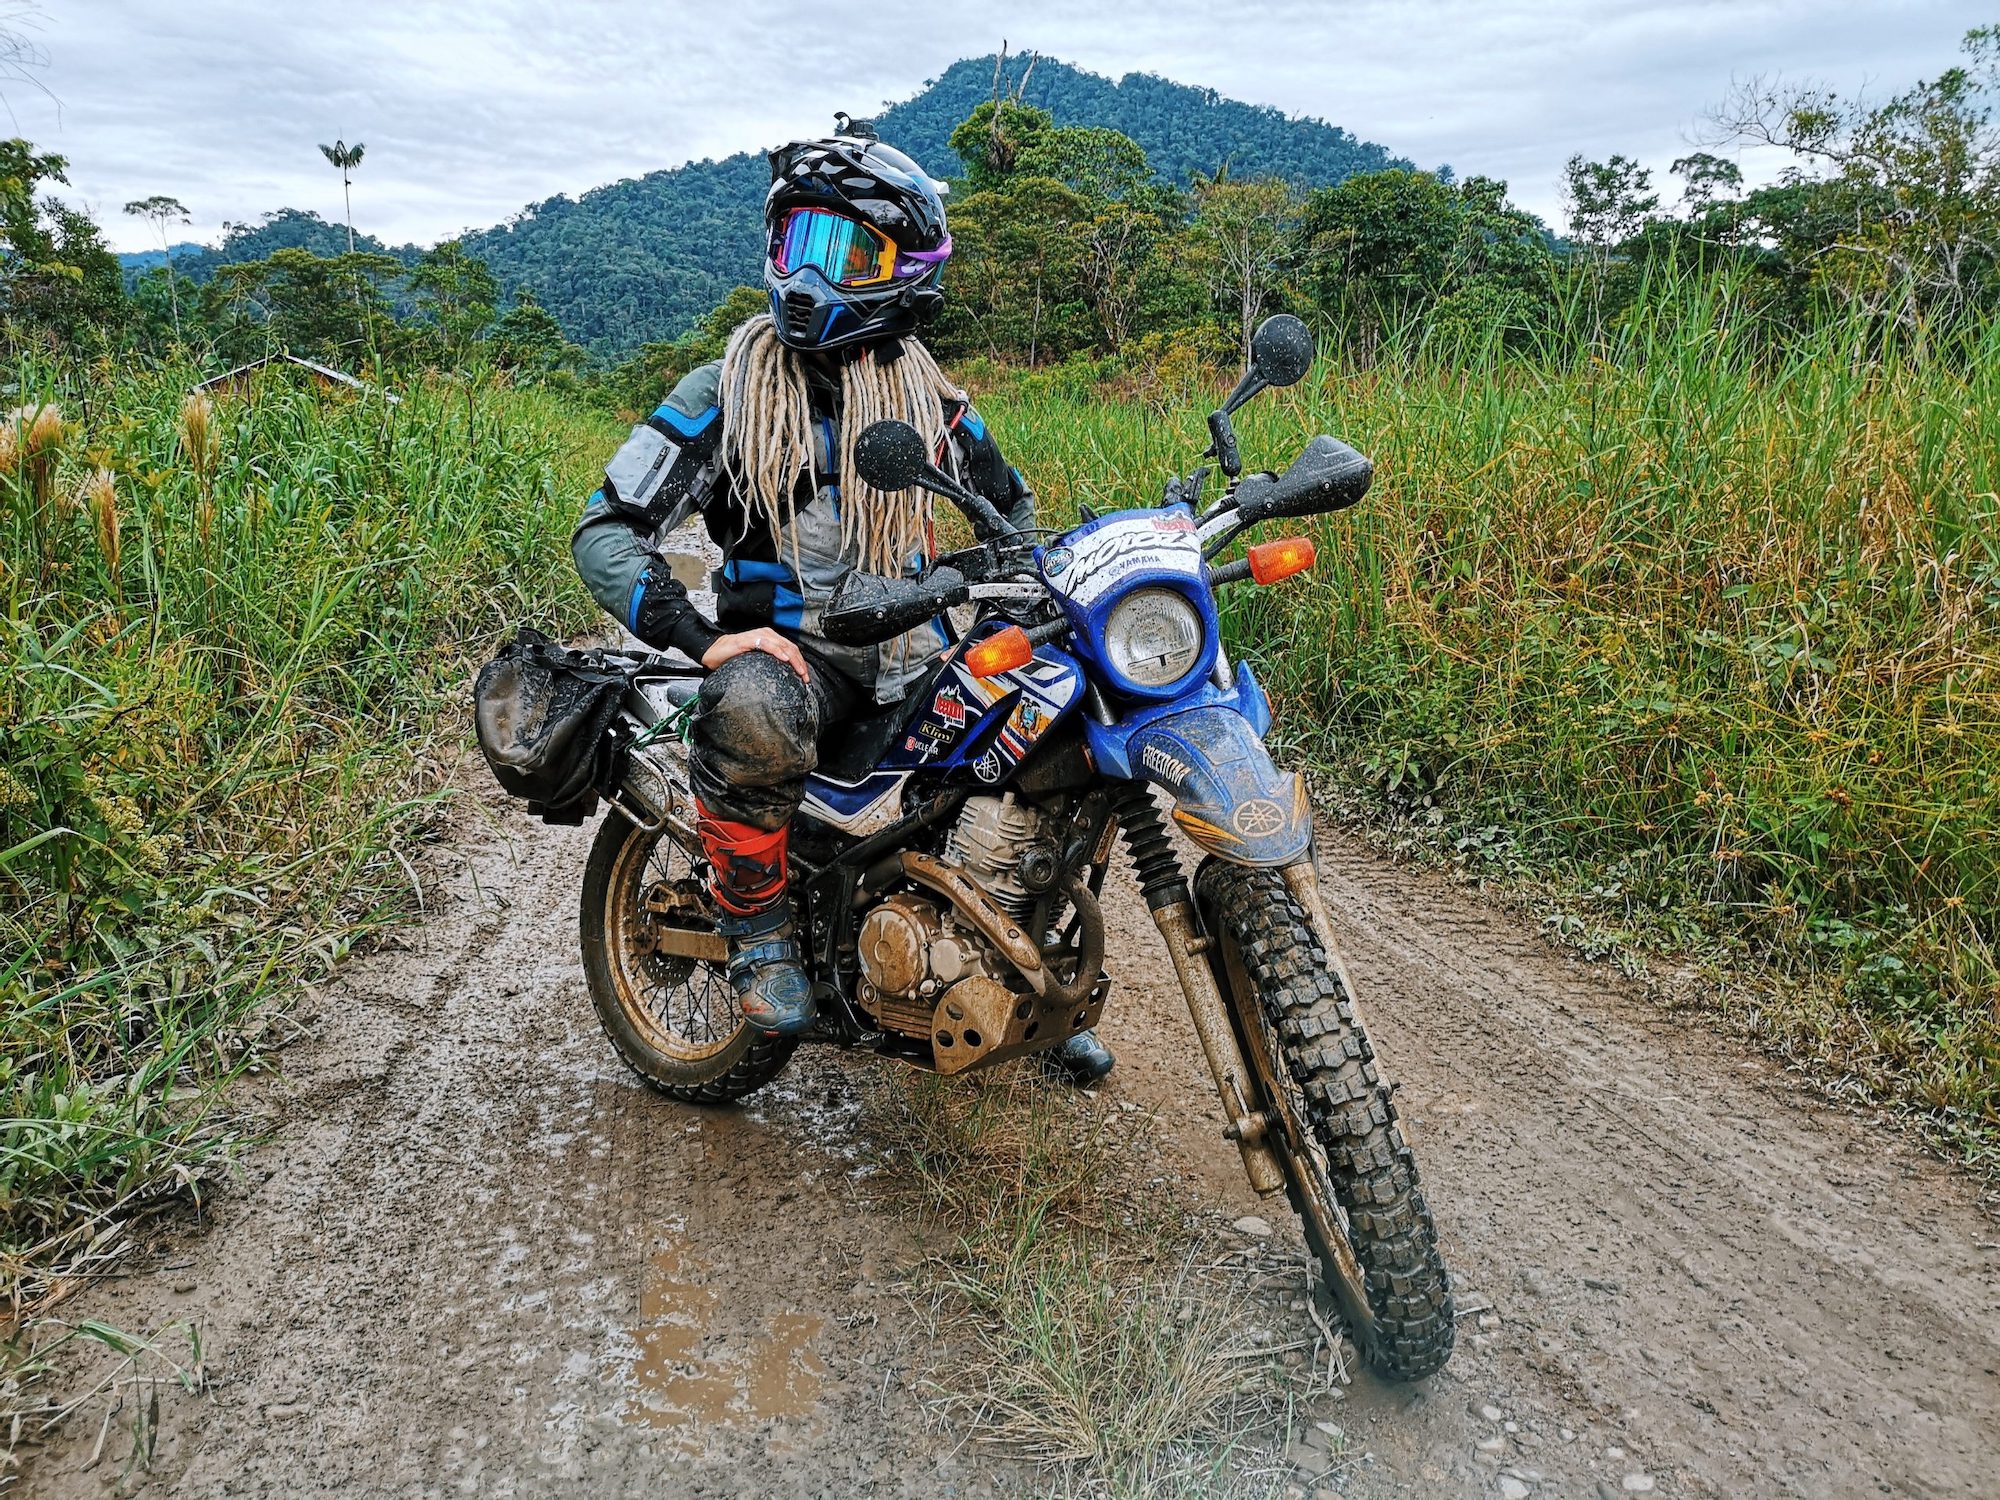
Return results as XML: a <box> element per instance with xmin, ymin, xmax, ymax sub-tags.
<box><xmin>982</xmin><ymin>277</ymin><xmax>2000</xmax><ymax>1161</ymax></box>
<box><xmin>0</xmin><ymin>361</ymin><xmax>617</xmax><ymax>1335</ymax></box>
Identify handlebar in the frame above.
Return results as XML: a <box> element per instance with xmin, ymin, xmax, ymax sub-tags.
<box><xmin>817</xmin><ymin>434</ymin><xmax>1371</xmax><ymax>651</ymax></box>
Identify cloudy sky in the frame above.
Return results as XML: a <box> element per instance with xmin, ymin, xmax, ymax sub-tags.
<box><xmin>13</xmin><ymin>0</ymin><xmax>1993</xmax><ymax>253</ymax></box>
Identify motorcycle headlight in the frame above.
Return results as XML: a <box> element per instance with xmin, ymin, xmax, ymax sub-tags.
<box><xmin>1103</xmin><ymin>588</ymin><xmax>1205</xmax><ymax>689</ymax></box>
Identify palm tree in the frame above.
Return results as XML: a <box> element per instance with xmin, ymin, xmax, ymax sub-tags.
<box><xmin>318</xmin><ymin>139</ymin><xmax>366</xmax><ymax>253</ymax></box>
<box><xmin>123</xmin><ymin>193</ymin><xmax>191</xmax><ymax>340</ymax></box>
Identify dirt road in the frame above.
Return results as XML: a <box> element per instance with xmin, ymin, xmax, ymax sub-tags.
<box><xmin>16</xmin><ymin>784</ymin><xmax>1999</xmax><ymax>1499</ymax></box>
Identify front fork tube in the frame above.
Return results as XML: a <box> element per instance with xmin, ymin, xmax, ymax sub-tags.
<box><xmin>1280</xmin><ymin>857</ymin><xmax>1371</xmax><ymax>1029</ymax></box>
<box><xmin>1149</xmin><ymin>897</ymin><xmax>1288</xmax><ymax>1197</ymax></box>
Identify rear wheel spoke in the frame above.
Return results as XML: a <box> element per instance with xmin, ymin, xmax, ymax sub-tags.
<box><xmin>580</xmin><ymin>811</ymin><xmax>796</xmax><ymax>1104</ymax></box>
<box><xmin>608</xmin><ymin>829</ymin><xmax>739</xmax><ymax>1062</ymax></box>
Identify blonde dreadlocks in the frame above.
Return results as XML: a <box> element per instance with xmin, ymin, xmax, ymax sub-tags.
<box><xmin>718</xmin><ymin>314</ymin><xmax>963</xmax><ymax>578</ymax></box>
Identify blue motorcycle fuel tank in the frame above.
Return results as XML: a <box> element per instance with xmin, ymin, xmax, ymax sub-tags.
<box><xmin>799</xmin><ymin>626</ymin><xmax>1085</xmax><ymax>834</ymax></box>
<box><xmin>886</xmin><ymin>630</ymin><xmax>1085</xmax><ymax>785</ymax></box>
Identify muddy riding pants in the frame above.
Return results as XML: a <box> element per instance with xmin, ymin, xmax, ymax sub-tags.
<box><xmin>689</xmin><ymin>648</ymin><xmax>864</xmax><ymax>916</ymax></box>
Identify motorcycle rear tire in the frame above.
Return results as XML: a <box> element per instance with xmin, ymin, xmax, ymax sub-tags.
<box><xmin>579</xmin><ymin>809</ymin><xmax>796</xmax><ymax>1104</ymax></box>
<box><xmin>1196</xmin><ymin>859</ymin><xmax>1455</xmax><ymax>1381</ymax></box>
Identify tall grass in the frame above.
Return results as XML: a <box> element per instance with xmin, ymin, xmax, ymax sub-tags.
<box><xmin>0</xmin><ymin>361</ymin><xmax>614</xmax><ymax>1319</ymax></box>
<box><xmin>986</xmin><ymin>268</ymin><xmax>2000</xmax><ymax>1152</ymax></box>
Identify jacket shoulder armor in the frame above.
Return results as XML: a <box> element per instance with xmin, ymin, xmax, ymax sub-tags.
<box><xmin>601</xmin><ymin>361</ymin><xmax>724</xmax><ymax>528</ymax></box>
<box><xmin>665</xmin><ymin>360</ymin><xmax>723</xmax><ymax>420</ymax></box>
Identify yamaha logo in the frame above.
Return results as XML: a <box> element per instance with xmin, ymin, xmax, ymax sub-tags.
<box><xmin>1232</xmin><ymin>799</ymin><xmax>1287</xmax><ymax>837</ymax></box>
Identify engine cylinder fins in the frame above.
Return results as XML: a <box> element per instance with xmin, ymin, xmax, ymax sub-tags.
<box><xmin>945</xmin><ymin>793</ymin><xmax>1055</xmax><ymax>921</ymax></box>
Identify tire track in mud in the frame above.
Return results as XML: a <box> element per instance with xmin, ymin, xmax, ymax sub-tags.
<box><xmin>16</xmin><ymin>789</ymin><xmax>2000</xmax><ymax>1499</ymax></box>
<box><xmin>1303</xmin><ymin>843</ymin><xmax>2000</xmax><ymax>1499</ymax></box>
<box><xmin>18</xmin><ymin>796</ymin><xmax>1017</xmax><ymax>1500</ymax></box>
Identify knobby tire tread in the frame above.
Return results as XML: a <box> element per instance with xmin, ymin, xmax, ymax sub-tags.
<box><xmin>1197</xmin><ymin>861</ymin><xmax>1455</xmax><ymax>1381</ymax></box>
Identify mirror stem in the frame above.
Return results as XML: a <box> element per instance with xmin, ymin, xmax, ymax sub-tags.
<box><xmin>1221</xmin><ymin>371</ymin><xmax>1269</xmax><ymax>418</ymax></box>
<box><xmin>916</xmin><ymin>467</ymin><xmax>1013</xmax><ymax>541</ymax></box>
<box><xmin>1207</xmin><ymin>410</ymin><xmax>1242</xmax><ymax>479</ymax></box>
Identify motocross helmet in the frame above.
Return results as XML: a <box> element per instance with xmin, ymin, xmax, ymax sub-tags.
<box><xmin>763</xmin><ymin>114</ymin><xmax>951</xmax><ymax>352</ymax></box>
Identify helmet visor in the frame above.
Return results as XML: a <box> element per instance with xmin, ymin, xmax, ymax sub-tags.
<box><xmin>772</xmin><ymin>207</ymin><xmax>898</xmax><ymax>288</ymax></box>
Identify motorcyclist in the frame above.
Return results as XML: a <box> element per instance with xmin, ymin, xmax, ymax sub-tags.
<box><xmin>571</xmin><ymin>117</ymin><xmax>1114</xmax><ymax>1083</ymax></box>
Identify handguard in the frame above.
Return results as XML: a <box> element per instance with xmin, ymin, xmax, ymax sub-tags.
<box><xmin>1232</xmin><ymin>435</ymin><xmax>1373</xmax><ymax>526</ymax></box>
<box><xmin>818</xmin><ymin>567</ymin><xmax>970</xmax><ymax>647</ymax></box>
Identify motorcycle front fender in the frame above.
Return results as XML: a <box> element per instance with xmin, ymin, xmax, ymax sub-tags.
<box><xmin>1124</xmin><ymin>705</ymin><xmax>1311</xmax><ymax>867</ymax></box>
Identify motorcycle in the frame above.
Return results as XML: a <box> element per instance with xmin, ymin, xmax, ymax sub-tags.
<box><xmin>570</xmin><ymin>315</ymin><xmax>1453</xmax><ymax>1381</ymax></box>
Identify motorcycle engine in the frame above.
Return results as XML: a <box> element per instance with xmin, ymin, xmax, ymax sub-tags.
<box><xmin>854</xmin><ymin>795</ymin><xmax>1061</xmax><ymax>1037</ymax></box>
<box><xmin>943</xmin><ymin>793</ymin><xmax>1063</xmax><ymax>921</ymax></box>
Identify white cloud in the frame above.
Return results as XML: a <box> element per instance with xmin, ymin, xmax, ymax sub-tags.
<box><xmin>14</xmin><ymin>0</ymin><xmax>1993</xmax><ymax>251</ymax></box>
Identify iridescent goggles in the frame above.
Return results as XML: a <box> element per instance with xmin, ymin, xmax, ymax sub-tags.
<box><xmin>771</xmin><ymin>206</ymin><xmax>949</xmax><ymax>287</ymax></box>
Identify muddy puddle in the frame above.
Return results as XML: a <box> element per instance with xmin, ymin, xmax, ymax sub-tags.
<box><xmin>600</xmin><ymin>1083</ymin><xmax>880</xmax><ymax>1461</ymax></box>
<box><xmin>620</xmin><ymin>1237</ymin><xmax>829</xmax><ymax>1453</ymax></box>
<box><xmin>657</xmin><ymin>550</ymin><xmax>709</xmax><ymax>592</ymax></box>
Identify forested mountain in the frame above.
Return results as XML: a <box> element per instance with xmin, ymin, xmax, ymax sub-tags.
<box><xmin>459</xmin><ymin>53</ymin><xmax>1417</xmax><ymax>353</ymax></box>
<box><xmin>117</xmin><ymin>241</ymin><xmax>208</xmax><ymax>271</ymax></box>
<box><xmin>885</xmin><ymin>55</ymin><xmax>1420</xmax><ymax>188</ymax></box>
<box><xmin>460</xmin><ymin>154</ymin><xmax>765</xmax><ymax>358</ymax></box>
<box><xmin>140</xmin><ymin>208</ymin><xmax>420</xmax><ymax>285</ymax></box>
<box><xmin>125</xmin><ymin>55</ymin><xmax>1415</xmax><ymax>356</ymax></box>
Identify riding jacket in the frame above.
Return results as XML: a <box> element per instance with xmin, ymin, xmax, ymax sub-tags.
<box><xmin>572</xmin><ymin>356</ymin><xmax>1034</xmax><ymax>704</ymax></box>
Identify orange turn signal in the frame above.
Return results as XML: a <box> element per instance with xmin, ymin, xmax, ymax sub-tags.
<box><xmin>964</xmin><ymin>625</ymin><xmax>1034</xmax><ymax>678</ymax></box>
<box><xmin>1246</xmin><ymin>535</ymin><xmax>1317</xmax><ymax>585</ymax></box>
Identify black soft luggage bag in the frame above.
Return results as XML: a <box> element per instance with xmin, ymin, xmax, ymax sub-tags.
<box><xmin>472</xmin><ymin>627</ymin><xmax>627</xmax><ymax>822</ymax></box>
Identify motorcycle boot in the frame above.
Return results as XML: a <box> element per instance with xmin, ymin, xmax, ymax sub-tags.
<box><xmin>1041</xmin><ymin>1028</ymin><xmax>1116</xmax><ymax>1085</ymax></box>
<box><xmin>698</xmin><ymin>805</ymin><xmax>815</xmax><ymax>1037</ymax></box>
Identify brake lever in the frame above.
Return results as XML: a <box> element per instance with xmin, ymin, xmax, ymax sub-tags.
<box><xmin>992</xmin><ymin>533</ymin><xmax>1042</xmax><ymax>578</ymax></box>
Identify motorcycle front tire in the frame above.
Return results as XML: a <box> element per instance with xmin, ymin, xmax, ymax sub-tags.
<box><xmin>1196</xmin><ymin>859</ymin><xmax>1455</xmax><ymax>1381</ymax></box>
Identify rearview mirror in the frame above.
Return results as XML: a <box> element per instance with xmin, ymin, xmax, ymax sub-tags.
<box><xmin>1250</xmin><ymin>314</ymin><xmax>1314</xmax><ymax>389</ymax></box>
<box><xmin>1214</xmin><ymin>316</ymin><xmax>1317</xmax><ymax>473</ymax></box>
<box><xmin>852</xmin><ymin>419</ymin><xmax>1016</xmax><ymax>542</ymax></box>
<box><xmin>853</xmin><ymin>420</ymin><xmax>931</xmax><ymax>493</ymax></box>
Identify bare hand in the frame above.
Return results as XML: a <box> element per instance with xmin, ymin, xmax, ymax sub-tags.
<box><xmin>700</xmin><ymin>628</ymin><xmax>810</xmax><ymax>682</ymax></box>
